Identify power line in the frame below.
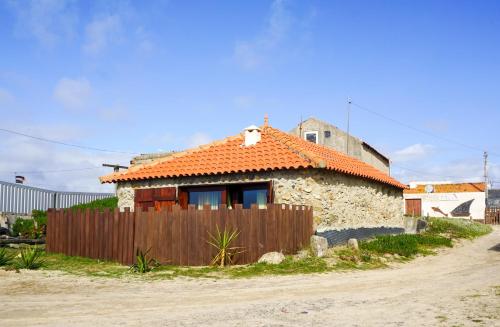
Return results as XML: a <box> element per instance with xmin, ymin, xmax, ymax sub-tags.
<box><xmin>351</xmin><ymin>102</ymin><xmax>500</xmax><ymax>157</ymax></box>
<box><xmin>0</xmin><ymin>127</ymin><xmax>138</xmax><ymax>155</ymax></box>
<box><xmin>392</xmin><ymin>164</ymin><xmax>482</xmax><ymax>181</ymax></box>
<box><xmin>0</xmin><ymin>166</ymin><xmax>107</xmax><ymax>174</ymax></box>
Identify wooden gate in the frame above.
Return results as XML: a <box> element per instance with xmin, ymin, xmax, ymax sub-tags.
<box><xmin>405</xmin><ymin>199</ymin><xmax>422</xmax><ymax>216</ymax></box>
<box><xmin>485</xmin><ymin>207</ymin><xmax>500</xmax><ymax>224</ymax></box>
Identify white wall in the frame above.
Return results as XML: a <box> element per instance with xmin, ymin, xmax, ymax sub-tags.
<box><xmin>404</xmin><ymin>192</ymin><xmax>485</xmax><ymax>219</ymax></box>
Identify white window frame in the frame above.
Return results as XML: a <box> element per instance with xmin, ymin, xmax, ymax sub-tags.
<box><xmin>304</xmin><ymin>131</ymin><xmax>319</xmax><ymax>144</ymax></box>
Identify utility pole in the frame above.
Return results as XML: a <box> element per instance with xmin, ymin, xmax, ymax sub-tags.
<box><xmin>346</xmin><ymin>97</ymin><xmax>352</xmax><ymax>156</ymax></box>
<box><xmin>484</xmin><ymin>151</ymin><xmax>489</xmax><ymax>204</ymax></box>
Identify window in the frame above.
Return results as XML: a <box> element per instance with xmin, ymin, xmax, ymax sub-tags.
<box><xmin>188</xmin><ymin>190</ymin><xmax>222</xmax><ymax>209</ymax></box>
<box><xmin>324</xmin><ymin>130</ymin><xmax>331</xmax><ymax>138</ymax></box>
<box><xmin>304</xmin><ymin>131</ymin><xmax>318</xmax><ymax>144</ymax></box>
<box><xmin>243</xmin><ymin>189</ymin><xmax>268</xmax><ymax>209</ymax></box>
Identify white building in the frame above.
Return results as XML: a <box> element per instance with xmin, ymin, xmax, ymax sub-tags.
<box><xmin>403</xmin><ymin>181</ymin><xmax>486</xmax><ymax>220</ymax></box>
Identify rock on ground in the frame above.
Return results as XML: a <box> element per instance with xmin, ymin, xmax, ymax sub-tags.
<box><xmin>310</xmin><ymin>235</ymin><xmax>328</xmax><ymax>257</ymax></box>
<box><xmin>258</xmin><ymin>252</ymin><xmax>285</xmax><ymax>264</ymax></box>
<box><xmin>347</xmin><ymin>238</ymin><xmax>359</xmax><ymax>251</ymax></box>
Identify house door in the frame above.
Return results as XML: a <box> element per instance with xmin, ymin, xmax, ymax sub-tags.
<box><xmin>405</xmin><ymin>199</ymin><xmax>422</xmax><ymax>216</ymax></box>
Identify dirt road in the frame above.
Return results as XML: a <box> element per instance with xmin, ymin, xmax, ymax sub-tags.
<box><xmin>1</xmin><ymin>227</ymin><xmax>499</xmax><ymax>327</ymax></box>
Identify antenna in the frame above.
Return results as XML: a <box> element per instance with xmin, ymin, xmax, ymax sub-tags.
<box><xmin>484</xmin><ymin>151</ymin><xmax>488</xmax><ymax>204</ymax></box>
<box><xmin>346</xmin><ymin>97</ymin><xmax>352</xmax><ymax>155</ymax></box>
<box><xmin>299</xmin><ymin>115</ymin><xmax>303</xmax><ymax>139</ymax></box>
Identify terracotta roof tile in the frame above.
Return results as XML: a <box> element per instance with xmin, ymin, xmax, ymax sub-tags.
<box><xmin>404</xmin><ymin>182</ymin><xmax>486</xmax><ymax>194</ymax></box>
<box><xmin>100</xmin><ymin>125</ymin><xmax>406</xmax><ymax>189</ymax></box>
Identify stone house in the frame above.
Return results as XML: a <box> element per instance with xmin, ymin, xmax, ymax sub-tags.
<box><xmin>289</xmin><ymin>117</ymin><xmax>390</xmax><ymax>174</ymax></box>
<box><xmin>100</xmin><ymin>121</ymin><xmax>406</xmax><ymax>231</ymax></box>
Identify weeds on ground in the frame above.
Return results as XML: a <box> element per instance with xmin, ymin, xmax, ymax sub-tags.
<box><xmin>229</xmin><ymin>256</ymin><xmax>328</xmax><ymax>278</ymax></box>
<box><xmin>427</xmin><ymin>218</ymin><xmax>492</xmax><ymax>239</ymax></box>
<box><xmin>360</xmin><ymin>234</ymin><xmax>452</xmax><ymax>257</ymax></box>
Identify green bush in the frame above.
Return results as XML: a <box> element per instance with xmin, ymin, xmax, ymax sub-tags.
<box><xmin>12</xmin><ymin>210</ymin><xmax>47</xmax><ymax>239</ymax></box>
<box><xmin>71</xmin><ymin>197</ymin><xmax>118</xmax><ymax>211</ymax></box>
<box><xmin>360</xmin><ymin>234</ymin><xmax>452</xmax><ymax>257</ymax></box>
<box><xmin>427</xmin><ymin>218</ymin><xmax>492</xmax><ymax>239</ymax></box>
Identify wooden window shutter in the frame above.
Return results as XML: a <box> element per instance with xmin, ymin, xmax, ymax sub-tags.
<box><xmin>267</xmin><ymin>180</ymin><xmax>274</xmax><ymax>204</ymax></box>
<box><xmin>134</xmin><ymin>189</ymin><xmax>154</xmax><ymax>210</ymax></box>
<box><xmin>178</xmin><ymin>189</ymin><xmax>188</xmax><ymax>209</ymax></box>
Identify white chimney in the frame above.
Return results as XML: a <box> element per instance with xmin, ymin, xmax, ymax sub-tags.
<box><xmin>243</xmin><ymin>125</ymin><xmax>261</xmax><ymax>147</ymax></box>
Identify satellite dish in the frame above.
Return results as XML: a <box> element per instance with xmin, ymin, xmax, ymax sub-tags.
<box><xmin>425</xmin><ymin>184</ymin><xmax>434</xmax><ymax>193</ymax></box>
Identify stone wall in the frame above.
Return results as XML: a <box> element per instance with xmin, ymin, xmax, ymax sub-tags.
<box><xmin>116</xmin><ymin>169</ymin><xmax>404</xmax><ymax>231</ymax></box>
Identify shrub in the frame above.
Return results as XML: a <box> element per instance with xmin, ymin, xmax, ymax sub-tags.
<box><xmin>427</xmin><ymin>218</ymin><xmax>492</xmax><ymax>239</ymax></box>
<box><xmin>360</xmin><ymin>234</ymin><xmax>452</xmax><ymax>257</ymax></box>
<box><xmin>0</xmin><ymin>248</ymin><xmax>15</xmax><ymax>266</ymax></box>
<box><xmin>207</xmin><ymin>225</ymin><xmax>243</xmax><ymax>267</ymax></box>
<box><xmin>16</xmin><ymin>246</ymin><xmax>45</xmax><ymax>269</ymax></box>
<box><xmin>12</xmin><ymin>215</ymin><xmax>46</xmax><ymax>239</ymax></box>
<box><xmin>71</xmin><ymin>197</ymin><xmax>118</xmax><ymax>211</ymax></box>
<box><xmin>130</xmin><ymin>248</ymin><xmax>157</xmax><ymax>273</ymax></box>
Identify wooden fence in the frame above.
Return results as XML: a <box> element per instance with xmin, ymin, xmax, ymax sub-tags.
<box><xmin>485</xmin><ymin>207</ymin><xmax>500</xmax><ymax>225</ymax></box>
<box><xmin>46</xmin><ymin>204</ymin><xmax>314</xmax><ymax>266</ymax></box>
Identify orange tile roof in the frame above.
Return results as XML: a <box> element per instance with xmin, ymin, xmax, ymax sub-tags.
<box><xmin>100</xmin><ymin>125</ymin><xmax>406</xmax><ymax>189</ymax></box>
<box><xmin>404</xmin><ymin>182</ymin><xmax>486</xmax><ymax>194</ymax></box>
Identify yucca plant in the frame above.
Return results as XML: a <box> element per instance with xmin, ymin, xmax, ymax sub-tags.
<box><xmin>207</xmin><ymin>225</ymin><xmax>243</xmax><ymax>267</ymax></box>
<box><xmin>0</xmin><ymin>248</ymin><xmax>15</xmax><ymax>266</ymax></box>
<box><xmin>16</xmin><ymin>246</ymin><xmax>45</xmax><ymax>270</ymax></box>
<box><xmin>130</xmin><ymin>248</ymin><xmax>157</xmax><ymax>273</ymax></box>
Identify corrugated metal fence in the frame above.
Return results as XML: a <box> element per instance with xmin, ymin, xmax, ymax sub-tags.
<box><xmin>0</xmin><ymin>181</ymin><xmax>114</xmax><ymax>214</ymax></box>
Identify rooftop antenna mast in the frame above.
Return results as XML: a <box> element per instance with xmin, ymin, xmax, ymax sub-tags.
<box><xmin>484</xmin><ymin>151</ymin><xmax>489</xmax><ymax>204</ymax></box>
<box><xmin>346</xmin><ymin>97</ymin><xmax>352</xmax><ymax>156</ymax></box>
<box><xmin>299</xmin><ymin>115</ymin><xmax>303</xmax><ymax>139</ymax></box>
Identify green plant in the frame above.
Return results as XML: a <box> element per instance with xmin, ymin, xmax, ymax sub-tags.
<box><xmin>130</xmin><ymin>248</ymin><xmax>157</xmax><ymax>273</ymax></box>
<box><xmin>207</xmin><ymin>225</ymin><xmax>243</xmax><ymax>267</ymax></box>
<box><xmin>0</xmin><ymin>248</ymin><xmax>15</xmax><ymax>266</ymax></box>
<box><xmin>11</xmin><ymin>211</ymin><xmax>48</xmax><ymax>239</ymax></box>
<box><xmin>360</xmin><ymin>234</ymin><xmax>452</xmax><ymax>257</ymax></box>
<box><xmin>427</xmin><ymin>218</ymin><xmax>492</xmax><ymax>239</ymax></box>
<box><xmin>16</xmin><ymin>246</ymin><xmax>45</xmax><ymax>269</ymax></box>
<box><xmin>71</xmin><ymin>197</ymin><xmax>118</xmax><ymax>211</ymax></box>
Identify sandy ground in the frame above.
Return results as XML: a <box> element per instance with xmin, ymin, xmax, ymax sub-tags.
<box><xmin>1</xmin><ymin>227</ymin><xmax>499</xmax><ymax>327</ymax></box>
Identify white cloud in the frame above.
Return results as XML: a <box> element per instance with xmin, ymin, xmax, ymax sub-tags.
<box><xmin>391</xmin><ymin>159</ymin><xmax>490</xmax><ymax>185</ymax></box>
<box><xmin>391</xmin><ymin>143</ymin><xmax>435</xmax><ymax>163</ymax></box>
<box><xmin>83</xmin><ymin>14</ymin><xmax>122</xmax><ymax>55</ymax></box>
<box><xmin>6</xmin><ymin>0</ymin><xmax>78</xmax><ymax>47</ymax></box>
<box><xmin>0</xmin><ymin>124</ymin><xmax>127</xmax><ymax>192</ymax></box>
<box><xmin>186</xmin><ymin>132</ymin><xmax>212</xmax><ymax>148</ymax></box>
<box><xmin>53</xmin><ymin>77</ymin><xmax>92</xmax><ymax>110</ymax></box>
<box><xmin>232</xmin><ymin>0</ymin><xmax>293</xmax><ymax>70</ymax></box>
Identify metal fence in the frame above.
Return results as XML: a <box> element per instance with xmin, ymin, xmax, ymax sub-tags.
<box><xmin>0</xmin><ymin>181</ymin><xmax>114</xmax><ymax>215</ymax></box>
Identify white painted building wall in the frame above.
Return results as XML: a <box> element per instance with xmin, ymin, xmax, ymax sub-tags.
<box><xmin>404</xmin><ymin>191</ymin><xmax>485</xmax><ymax>220</ymax></box>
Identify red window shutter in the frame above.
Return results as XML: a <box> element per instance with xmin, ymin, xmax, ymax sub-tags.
<box><xmin>178</xmin><ymin>189</ymin><xmax>188</xmax><ymax>209</ymax></box>
<box><xmin>153</xmin><ymin>187</ymin><xmax>176</xmax><ymax>201</ymax></box>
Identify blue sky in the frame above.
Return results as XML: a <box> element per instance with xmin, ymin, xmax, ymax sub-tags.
<box><xmin>0</xmin><ymin>0</ymin><xmax>499</xmax><ymax>192</ymax></box>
